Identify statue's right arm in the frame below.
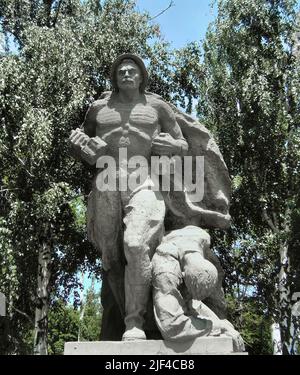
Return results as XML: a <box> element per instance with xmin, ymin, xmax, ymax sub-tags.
<box><xmin>69</xmin><ymin>101</ymin><xmax>108</xmax><ymax>166</ymax></box>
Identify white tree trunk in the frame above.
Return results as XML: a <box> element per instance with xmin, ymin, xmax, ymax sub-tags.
<box><xmin>34</xmin><ymin>241</ymin><xmax>51</xmax><ymax>355</ymax></box>
<box><xmin>278</xmin><ymin>242</ymin><xmax>292</xmax><ymax>354</ymax></box>
<box><xmin>78</xmin><ymin>271</ymin><xmax>85</xmax><ymax>341</ymax></box>
<box><xmin>263</xmin><ymin>210</ymin><xmax>292</xmax><ymax>354</ymax></box>
<box><xmin>271</xmin><ymin>322</ymin><xmax>282</xmax><ymax>355</ymax></box>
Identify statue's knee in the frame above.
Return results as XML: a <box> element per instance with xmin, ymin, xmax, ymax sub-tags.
<box><xmin>153</xmin><ymin>273</ymin><xmax>181</xmax><ymax>294</ymax></box>
<box><xmin>152</xmin><ymin>253</ymin><xmax>182</xmax><ymax>293</ymax></box>
<box><xmin>124</xmin><ymin>231</ymin><xmax>146</xmax><ymax>251</ymax></box>
<box><xmin>124</xmin><ymin>233</ymin><xmax>149</xmax><ymax>266</ymax></box>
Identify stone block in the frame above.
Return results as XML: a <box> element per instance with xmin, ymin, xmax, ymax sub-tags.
<box><xmin>64</xmin><ymin>336</ymin><xmax>246</xmax><ymax>355</ymax></box>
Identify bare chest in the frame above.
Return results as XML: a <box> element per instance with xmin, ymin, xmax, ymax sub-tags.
<box><xmin>95</xmin><ymin>103</ymin><xmax>159</xmax><ymax>135</ymax></box>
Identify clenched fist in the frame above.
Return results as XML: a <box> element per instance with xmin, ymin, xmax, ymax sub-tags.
<box><xmin>69</xmin><ymin>128</ymin><xmax>107</xmax><ymax>165</ymax></box>
<box><xmin>152</xmin><ymin>133</ymin><xmax>181</xmax><ymax>156</ymax></box>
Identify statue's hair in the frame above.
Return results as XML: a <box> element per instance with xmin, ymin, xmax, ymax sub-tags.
<box><xmin>183</xmin><ymin>256</ymin><xmax>218</xmax><ymax>301</ymax></box>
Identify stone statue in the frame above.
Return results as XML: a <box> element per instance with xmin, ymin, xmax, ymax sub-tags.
<box><xmin>152</xmin><ymin>226</ymin><xmax>244</xmax><ymax>351</ymax></box>
<box><xmin>69</xmin><ymin>53</ymin><xmax>244</xmax><ymax>351</ymax></box>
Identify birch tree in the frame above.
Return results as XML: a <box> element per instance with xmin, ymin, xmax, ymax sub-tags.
<box><xmin>199</xmin><ymin>0</ymin><xmax>300</xmax><ymax>355</ymax></box>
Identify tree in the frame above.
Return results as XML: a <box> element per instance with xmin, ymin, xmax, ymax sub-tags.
<box><xmin>226</xmin><ymin>294</ymin><xmax>273</xmax><ymax>355</ymax></box>
<box><xmin>78</xmin><ymin>285</ymin><xmax>102</xmax><ymax>342</ymax></box>
<box><xmin>199</xmin><ymin>0</ymin><xmax>300</xmax><ymax>354</ymax></box>
<box><xmin>47</xmin><ymin>300</ymin><xmax>80</xmax><ymax>355</ymax></box>
<box><xmin>47</xmin><ymin>287</ymin><xmax>102</xmax><ymax>355</ymax></box>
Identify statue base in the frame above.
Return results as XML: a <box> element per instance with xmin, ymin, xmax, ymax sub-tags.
<box><xmin>64</xmin><ymin>336</ymin><xmax>247</xmax><ymax>355</ymax></box>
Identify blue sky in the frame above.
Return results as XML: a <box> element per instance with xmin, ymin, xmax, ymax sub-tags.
<box><xmin>136</xmin><ymin>0</ymin><xmax>300</xmax><ymax>49</ymax></box>
<box><xmin>136</xmin><ymin>0</ymin><xmax>217</xmax><ymax>48</ymax></box>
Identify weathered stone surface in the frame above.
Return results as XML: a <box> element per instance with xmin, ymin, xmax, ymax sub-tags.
<box><xmin>64</xmin><ymin>336</ymin><xmax>244</xmax><ymax>355</ymax></box>
<box><xmin>69</xmin><ymin>54</ymin><xmax>190</xmax><ymax>341</ymax></box>
<box><xmin>68</xmin><ymin>54</ymin><xmax>245</xmax><ymax>350</ymax></box>
<box><xmin>152</xmin><ymin>226</ymin><xmax>245</xmax><ymax>352</ymax></box>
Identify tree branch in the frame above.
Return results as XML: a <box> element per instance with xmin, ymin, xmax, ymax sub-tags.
<box><xmin>262</xmin><ymin>208</ymin><xmax>278</xmax><ymax>233</ymax></box>
<box><xmin>283</xmin><ymin>206</ymin><xmax>291</xmax><ymax>233</ymax></box>
<box><xmin>150</xmin><ymin>1</ymin><xmax>175</xmax><ymax>20</ymax></box>
<box><xmin>272</xmin><ymin>210</ymin><xmax>279</xmax><ymax>230</ymax></box>
<box><xmin>52</xmin><ymin>0</ymin><xmax>63</xmax><ymax>27</ymax></box>
<box><xmin>9</xmin><ymin>304</ymin><xmax>34</xmax><ymax>325</ymax></box>
<box><xmin>0</xmin><ymin>188</ymin><xmax>20</xmax><ymax>193</ymax></box>
<box><xmin>2</xmin><ymin>144</ymin><xmax>35</xmax><ymax>178</ymax></box>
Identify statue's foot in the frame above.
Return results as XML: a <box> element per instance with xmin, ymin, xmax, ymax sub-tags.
<box><xmin>122</xmin><ymin>327</ymin><xmax>147</xmax><ymax>341</ymax></box>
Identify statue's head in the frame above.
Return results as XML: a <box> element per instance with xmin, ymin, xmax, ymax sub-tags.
<box><xmin>183</xmin><ymin>252</ymin><xmax>218</xmax><ymax>301</ymax></box>
<box><xmin>110</xmin><ymin>53</ymin><xmax>148</xmax><ymax>93</ymax></box>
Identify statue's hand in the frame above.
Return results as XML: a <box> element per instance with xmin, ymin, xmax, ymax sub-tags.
<box><xmin>152</xmin><ymin>133</ymin><xmax>181</xmax><ymax>156</ymax></box>
<box><xmin>195</xmin><ymin>208</ymin><xmax>231</xmax><ymax>229</ymax></box>
<box><xmin>69</xmin><ymin>128</ymin><xmax>107</xmax><ymax>165</ymax></box>
<box><xmin>69</xmin><ymin>128</ymin><xmax>90</xmax><ymax>151</ymax></box>
<box><xmin>214</xmin><ymin>212</ymin><xmax>231</xmax><ymax>229</ymax></box>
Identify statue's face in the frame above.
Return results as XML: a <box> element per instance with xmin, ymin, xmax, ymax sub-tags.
<box><xmin>116</xmin><ymin>59</ymin><xmax>142</xmax><ymax>91</ymax></box>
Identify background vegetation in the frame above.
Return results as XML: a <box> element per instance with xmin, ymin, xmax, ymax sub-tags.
<box><xmin>0</xmin><ymin>0</ymin><xmax>299</xmax><ymax>355</ymax></box>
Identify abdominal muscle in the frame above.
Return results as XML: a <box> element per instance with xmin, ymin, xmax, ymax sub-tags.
<box><xmin>94</xmin><ymin>132</ymin><xmax>158</xmax><ymax>194</ymax></box>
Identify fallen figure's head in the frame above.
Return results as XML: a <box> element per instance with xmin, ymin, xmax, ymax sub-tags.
<box><xmin>152</xmin><ymin>225</ymin><xmax>245</xmax><ymax>352</ymax></box>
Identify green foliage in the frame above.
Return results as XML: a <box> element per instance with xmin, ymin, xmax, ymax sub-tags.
<box><xmin>0</xmin><ymin>217</ymin><xmax>17</xmax><ymax>302</ymax></box>
<box><xmin>78</xmin><ymin>286</ymin><xmax>102</xmax><ymax>342</ymax></box>
<box><xmin>48</xmin><ymin>300</ymin><xmax>80</xmax><ymax>355</ymax></box>
<box><xmin>200</xmin><ymin>0</ymin><xmax>300</xmax><ymax>354</ymax></box>
<box><xmin>47</xmin><ymin>286</ymin><xmax>102</xmax><ymax>355</ymax></box>
<box><xmin>226</xmin><ymin>294</ymin><xmax>273</xmax><ymax>355</ymax></box>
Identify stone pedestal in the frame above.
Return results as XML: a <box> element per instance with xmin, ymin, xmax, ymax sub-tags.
<box><xmin>64</xmin><ymin>336</ymin><xmax>246</xmax><ymax>355</ymax></box>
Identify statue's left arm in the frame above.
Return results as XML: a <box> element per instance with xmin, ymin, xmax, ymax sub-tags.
<box><xmin>152</xmin><ymin>100</ymin><xmax>188</xmax><ymax>156</ymax></box>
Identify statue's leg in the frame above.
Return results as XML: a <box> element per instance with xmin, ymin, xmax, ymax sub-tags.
<box><xmin>163</xmin><ymin>226</ymin><xmax>227</xmax><ymax>319</ymax></box>
<box><xmin>100</xmin><ymin>271</ymin><xmax>125</xmax><ymax>341</ymax></box>
<box><xmin>87</xmin><ymin>189</ymin><xmax>126</xmax><ymax>333</ymax></box>
<box><xmin>122</xmin><ymin>189</ymin><xmax>165</xmax><ymax>341</ymax></box>
<box><xmin>152</xmin><ymin>251</ymin><xmax>213</xmax><ymax>341</ymax></box>
<box><xmin>203</xmin><ymin>249</ymin><xmax>227</xmax><ymax>319</ymax></box>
